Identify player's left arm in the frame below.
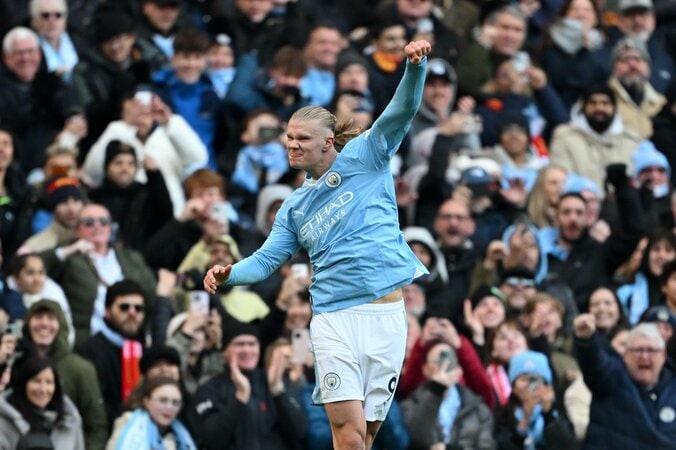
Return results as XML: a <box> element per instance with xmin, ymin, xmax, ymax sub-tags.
<box><xmin>370</xmin><ymin>40</ymin><xmax>431</xmax><ymax>157</ymax></box>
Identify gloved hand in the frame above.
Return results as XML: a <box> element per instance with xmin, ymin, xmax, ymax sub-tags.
<box><xmin>606</xmin><ymin>163</ymin><xmax>628</xmax><ymax>187</ymax></box>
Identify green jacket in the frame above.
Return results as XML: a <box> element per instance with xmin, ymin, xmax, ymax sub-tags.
<box><xmin>25</xmin><ymin>300</ymin><xmax>108</xmax><ymax>450</ymax></box>
<box><xmin>41</xmin><ymin>243</ymin><xmax>157</xmax><ymax>347</ymax></box>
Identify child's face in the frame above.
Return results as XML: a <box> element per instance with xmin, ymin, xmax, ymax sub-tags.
<box><xmin>172</xmin><ymin>52</ymin><xmax>208</xmax><ymax>84</ymax></box>
<box><xmin>208</xmin><ymin>45</ymin><xmax>234</xmax><ymax>69</ymax></box>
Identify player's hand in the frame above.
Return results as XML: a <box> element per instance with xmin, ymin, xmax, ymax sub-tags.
<box><xmin>405</xmin><ymin>40</ymin><xmax>432</xmax><ymax>65</ymax></box>
<box><xmin>204</xmin><ymin>264</ymin><xmax>232</xmax><ymax>294</ymax></box>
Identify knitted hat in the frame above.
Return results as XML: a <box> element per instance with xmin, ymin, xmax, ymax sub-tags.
<box><xmin>221</xmin><ymin>319</ymin><xmax>259</xmax><ymax>348</ymax></box>
<box><xmin>582</xmin><ymin>85</ymin><xmax>616</xmax><ymax>107</ymax></box>
<box><xmin>470</xmin><ymin>284</ymin><xmax>506</xmax><ymax>309</ymax></box>
<box><xmin>562</xmin><ymin>173</ymin><xmax>602</xmax><ymax>198</ymax></box>
<box><xmin>45</xmin><ymin>176</ymin><xmax>82</xmax><ymax>210</ymax></box>
<box><xmin>619</xmin><ymin>0</ymin><xmax>653</xmax><ymax>12</ymax></box>
<box><xmin>334</xmin><ymin>50</ymin><xmax>369</xmax><ymax>78</ymax></box>
<box><xmin>104</xmin><ymin>140</ymin><xmax>137</xmax><ymax>169</ymax></box>
<box><xmin>139</xmin><ymin>345</ymin><xmax>181</xmax><ymax>374</ymax></box>
<box><xmin>611</xmin><ymin>37</ymin><xmax>651</xmax><ymax>64</ymax></box>
<box><xmin>499</xmin><ymin>266</ymin><xmax>536</xmax><ymax>285</ymax></box>
<box><xmin>632</xmin><ymin>140</ymin><xmax>670</xmax><ymax>179</ymax></box>
<box><xmin>508</xmin><ymin>350</ymin><xmax>552</xmax><ymax>384</ymax></box>
<box><xmin>94</xmin><ymin>9</ymin><xmax>135</xmax><ymax>45</ymax></box>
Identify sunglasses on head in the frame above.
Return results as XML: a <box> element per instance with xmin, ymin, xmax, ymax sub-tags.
<box><xmin>117</xmin><ymin>303</ymin><xmax>144</xmax><ymax>313</ymax></box>
<box><xmin>79</xmin><ymin>217</ymin><xmax>111</xmax><ymax>227</ymax></box>
<box><xmin>40</xmin><ymin>11</ymin><xmax>64</xmax><ymax>19</ymax></box>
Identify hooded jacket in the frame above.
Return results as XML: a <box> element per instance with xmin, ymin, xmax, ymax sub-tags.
<box><xmin>22</xmin><ymin>300</ymin><xmax>107</xmax><ymax>450</ymax></box>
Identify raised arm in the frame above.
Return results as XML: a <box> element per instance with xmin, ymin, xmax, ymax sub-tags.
<box><xmin>371</xmin><ymin>40</ymin><xmax>430</xmax><ymax>152</ymax></box>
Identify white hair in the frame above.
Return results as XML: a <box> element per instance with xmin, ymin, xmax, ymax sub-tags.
<box><xmin>29</xmin><ymin>0</ymin><xmax>68</xmax><ymax>18</ymax></box>
<box><xmin>2</xmin><ymin>27</ymin><xmax>39</xmax><ymax>54</ymax></box>
<box><xmin>628</xmin><ymin>322</ymin><xmax>665</xmax><ymax>350</ymax></box>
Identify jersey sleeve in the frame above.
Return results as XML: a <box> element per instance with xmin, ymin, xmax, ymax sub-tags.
<box><xmin>226</xmin><ymin>217</ymin><xmax>300</xmax><ymax>285</ymax></box>
<box><xmin>357</xmin><ymin>58</ymin><xmax>427</xmax><ymax>170</ymax></box>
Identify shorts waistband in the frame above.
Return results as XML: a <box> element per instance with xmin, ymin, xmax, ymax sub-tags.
<box><xmin>340</xmin><ymin>299</ymin><xmax>404</xmax><ymax>315</ymax></box>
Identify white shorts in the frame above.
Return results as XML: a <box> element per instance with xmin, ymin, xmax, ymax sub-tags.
<box><xmin>310</xmin><ymin>299</ymin><xmax>407</xmax><ymax>422</ymax></box>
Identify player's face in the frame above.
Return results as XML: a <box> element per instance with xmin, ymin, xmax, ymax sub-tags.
<box><xmin>286</xmin><ymin>118</ymin><xmax>333</xmax><ymax>174</ymax></box>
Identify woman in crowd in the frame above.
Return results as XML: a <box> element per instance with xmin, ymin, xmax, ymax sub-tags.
<box><xmin>106</xmin><ymin>377</ymin><xmax>196</xmax><ymax>450</ymax></box>
<box><xmin>616</xmin><ymin>230</ymin><xmax>676</xmax><ymax>324</ymax></box>
<box><xmin>527</xmin><ymin>165</ymin><xmax>567</xmax><ymax>229</ymax></box>
<box><xmin>586</xmin><ymin>286</ymin><xmax>630</xmax><ymax>343</ymax></box>
<box><xmin>484</xmin><ymin>320</ymin><xmax>530</xmax><ymax>406</ymax></box>
<box><xmin>0</xmin><ymin>356</ymin><xmax>84</xmax><ymax>449</ymax></box>
<box><xmin>537</xmin><ymin>0</ymin><xmax>607</xmax><ymax>108</ymax></box>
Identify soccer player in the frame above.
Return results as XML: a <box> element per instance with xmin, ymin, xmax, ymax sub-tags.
<box><xmin>204</xmin><ymin>40</ymin><xmax>431</xmax><ymax>450</ymax></box>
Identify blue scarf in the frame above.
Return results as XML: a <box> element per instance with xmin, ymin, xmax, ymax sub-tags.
<box><xmin>617</xmin><ymin>271</ymin><xmax>648</xmax><ymax>324</ymax></box>
<box><xmin>514</xmin><ymin>405</ymin><xmax>545</xmax><ymax>450</ymax></box>
<box><xmin>113</xmin><ymin>409</ymin><xmax>196</xmax><ymax>450</ymax></box>
<box><xmin>40</xmin><ymin>33</ymin><xmax>78</xmax><ymax>81</ymax></box>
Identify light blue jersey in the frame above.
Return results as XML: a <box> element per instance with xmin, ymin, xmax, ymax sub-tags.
<box><xmin>227</xmin><ymin>59</ymin><xmax>430</xmax><ymax>313</ymax></box>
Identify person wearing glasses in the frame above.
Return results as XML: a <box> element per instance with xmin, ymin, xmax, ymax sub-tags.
<box><xmin>29</xmin><ymin>0</ymin><xmax>86</xmax><ymax>82</ymax></box>
<box><xmin>78</xmin><ymin>280</ymin><xmax>150</xmax><ymax>432</ymax></box>
<box><xmin>106</xmin><ymin>377</ymin><xmax>196</xmax><ymax>450</ymax></box>
<box><xmin>574</xmin><ymin>314</ymin><xmax>676</xmax><ymax>449</ymax></box>
<box><xmin>40</xmin><ymin>203</ymin><xmax>162</xmax><ymax>347</ymax></box>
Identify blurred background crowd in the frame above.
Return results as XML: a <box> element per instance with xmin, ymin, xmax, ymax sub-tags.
<box><xmin>0</xmin><ymin>0</ymin><xmax>675</xmax><ymax>449</ymax></box>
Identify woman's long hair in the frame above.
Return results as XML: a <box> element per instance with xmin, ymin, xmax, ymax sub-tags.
<box><xmin>8</xmin><ymin>356</ymin><xmax>64</xmax><ymax>432</ymax></box>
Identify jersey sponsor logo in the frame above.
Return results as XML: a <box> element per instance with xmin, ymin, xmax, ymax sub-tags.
<box><xmin>324</xmin><ymin>372</ymin><xmax>341</xmax><ymax>391</ymax></box>
<box><xmin>325</xmin><ymin>172</ymin><xmax>342</xmax><ymax>188</ymax></box>
<box><xmin>299</xmin><ymin>191</ymin><xmax>354</xmax><ymax>241</ymax></box>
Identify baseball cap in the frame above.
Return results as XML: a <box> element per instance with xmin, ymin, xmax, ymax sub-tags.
<box><xmin>460</xmin><ymin>166</ymin><xmax>496</xmax><ymax>198</ymax></box>
<box><xmin>619</xmin><ymin>0</ymin><xmax>653</xmax><ymax>12</ymax></box>
<box><xmin>639</xmin><ymin>305</ymin><xmax>676</xmax><ymax>328</ymax></box>
<box><xmin>139</xmin><ymin>345</ymin><xmax>181</xmax><ymax>374</ymax></box>
<box><xmin>425</xmin><ymin>58</ymin><xmax>456</xmax><ymax>84</ymax></box>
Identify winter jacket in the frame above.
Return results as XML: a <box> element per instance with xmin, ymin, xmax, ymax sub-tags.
<box><xmin>575</xmin><ymin>332</ymin><xmax>676</xmax><ymax>449</ymax></box>
<box><xmin>22</xmin><ymin>300</ymin><xmax>107</xmax><ymax>450</ymax></box>
<box><xmin>0</xmin><ymin>390</ymin><xmax>85</xmax><ymax>450</ymax></box>
<box><xmin>609</xmin><ymin>77</ymin><xmax>666</xmax><ymax>139</ymax></box>
<box><xmin>187</xmin><ymin>366</ymin><xmax>307</xmax><ymax>450</ymax></box>
<box><xmin>402</xmin><ymin>382</ymin><xmax>495</xmax><ymax>450</ymax></box>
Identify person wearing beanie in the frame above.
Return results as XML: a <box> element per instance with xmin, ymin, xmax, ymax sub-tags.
<box><xmin>607</xmin><ymin>37</ymin><xmax>666</xmax><ymax>139</ymax></box>
<box><xmin>187</xmin><ymin>317</ymin><xmax>307</xmax><ymax>449</ymax></box>
<box><xmin>497</xmin><ymin>266</ymin><xmax>538</xmax><ymax>316</ymax></box>
<box><xmin>494</xmin><ymin>349</ymin><xmax>576</xmax><ymax>449</ymax></box>
<box><xmin>133</xmin><ymin>0</ymin><xmax>184</xmax><ymax>74</ymax></box>
<box><xmin>69</xmin><ymin>6</ymin><xmax>155</xmax><ymax>148</ymax></box>
<box><xmin>19</xmin><ymin>177</ymin><xmax>84</xmax><ymax>253</ymax></box>
<box><xmin>549</xmin><ymin>84</ymin><xmax>642</xmax><ymax>189</ymax></box>
<box><xmin>464</xmin><ymin>284</ymin><xmax>506</xmax><ymax>348</ymax></box>
<box><xmin>88</xmin><ymin>139</ymin><xmax>174</xmax><ymax>251</ymax></box>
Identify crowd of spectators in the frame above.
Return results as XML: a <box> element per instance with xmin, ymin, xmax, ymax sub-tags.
<box><xmin>0</xmin><ymin>0</ymin><xmax>675</xmax><ymax>449</ymax></box>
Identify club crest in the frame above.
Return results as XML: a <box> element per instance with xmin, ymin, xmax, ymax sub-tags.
<box><xmin>324</xmin><ymin>372</ymin><xmax>341</xmax><ymax>391</ymax></box>
<box><xmin>325</xmin><ymin>172</ymin><xmax>342</xmax><ymax>188</ymax></box>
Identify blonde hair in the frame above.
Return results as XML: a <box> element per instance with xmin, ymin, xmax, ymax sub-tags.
<box><xmin>527</xmin><ymin>165</ymin><xmax>567</xmax><ymax>228</ymax></box>
<box><xmin>290</xmin><ymin>106</ymin><xmax>362</xmax><ymax>152</ymax></box>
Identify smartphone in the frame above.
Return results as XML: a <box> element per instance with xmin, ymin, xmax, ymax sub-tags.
<box><xmin>5</xmin><ymin>321</ymin><xmax>22</xmax><ymax>338</ymax></box>
<box><xmin>210</xmin><ymin>201</ymin><xmax>229</xmax><ymax>225</ymax></box>
<box><xmin>438</xmin><ymin>350</ymin><xmax>457</xmax><ymax>372</ymax></box>
<box><xmin>189</xmin><ymin>291</ymin><xmax>210</xmax><ymax>315</ymax></box>
<box><xmin>134</xmin><ymin>90</ymin><xmax>152</xmax><ymax>106</ymax></box>
<box><xmin>291</xmin><ymin>328</ymin><xmax>311</xmax><ymax>364</ymax></box>
<box><xmin>512</xmin><ymin>51</ymin><xmax>531</xmax><ymax>73</ymax></box>
<box><xmin>290</xmin><ymin>263</ymin><xmax>309</xmax><ymax>280</ymax></box>
<box><xmin>527</xmin><ymin>375</ymin><xmax>544</xmax><ymax>392</ymax></box>
<box><xmin>258</xmin><ymin>126</ymin><xmax>283</xmax><ymax>143</ymax></box>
